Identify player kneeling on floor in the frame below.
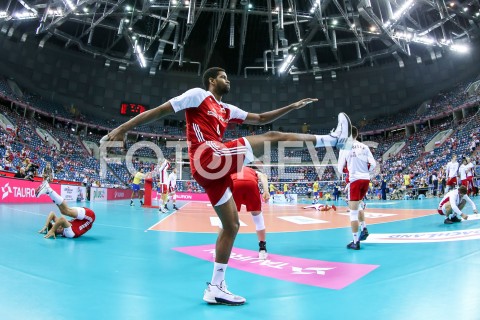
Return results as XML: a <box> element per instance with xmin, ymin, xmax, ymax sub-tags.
<box><xmin>438</xmin><ymin>185</ymin><xmax>477</xmax><ymax>224</ymax></box>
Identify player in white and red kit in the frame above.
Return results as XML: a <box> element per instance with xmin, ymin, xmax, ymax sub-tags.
<box><xmin>231</xmin><ymin>166</ymin><xmax>270</xmax><ymax>259</ymax></box>
<box><xmin>166</xmin><ymin>167</ymin><xmax>179</xmax><ymax>211</ymax></box>
<box><xmin>438</xmin><ymin>185</ymin><xmax>477</xmax><ymax>224</ymax></box>
<box><xmin>102</xmin><ymin>67</ymin><xmax>352</xmax><ymax>305</ymax></box>
<box><xmin>337</xmin><ymin>126</ymin><xmax>376</xmax><ymax>250</ymax></box>
<box><xmin>36</xmin><ymin>180</ymin><xmax>95</xmax><ymax>239</ymax></box>
<box><xmin>459</xmin><ymin>157</ymin><xmax>474</xmax><ymax>195</ymax></box>
<box><xmin>445</xmin><ymin>155</ymin><xmax>459</xmax><ymax>193</ymax></box>
<box><xmin>156</xmin><ymin>159</ymin><xmax>171</xmax><ymax>213</ymax></box>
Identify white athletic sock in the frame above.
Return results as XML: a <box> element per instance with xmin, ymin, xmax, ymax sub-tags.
<box><xmin>47</xmin><ymin>189</ymin><xmax>64</xmax><ymax>206</ymax></box>
<box><xmin>211</xmin><ymin>262</ymin><xmax>227</xmax><ymax>286</ymax></box>
<box><xmin>360</xmin><ymin>221</ymin><xmax>367</xmax><ymax>230</ymax></box>
<box><xmin>315</xmin><ymin>135</ymin><xmax>337</xmax><ymax>148</ymax></box>
<box><xmin>353</xmin><ymin>232</ymin><xmax>359</xmax><ymax>243</ymax></box>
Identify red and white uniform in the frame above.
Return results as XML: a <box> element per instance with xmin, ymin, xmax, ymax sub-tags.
<box><xmin>337</xmin><ymin>141</ymin><xmax>376</xmax><ymax>201</ymax></box>
<box><xmin>63</xmin><ymin>207</ymin><xmax>95</xmax><ymax>238</ymax></box>
<box><xmin>156</xmin><ymin>160</ymin><xmax>171</xmax><ymax>194</ymax></box>
<box><xmin>231</xmin><ymin>167</ymin><xmax>262</xmax><ymax>212</ymax></box>
<box><xmin>168</xmin><ymin>171</ymin><xmax>177</xmax><ymax>193</ymax></box>
<box><xmin>437</xmin><ymin>189</ymin><xmax>476</xmax><ymax>216</ymax></box>
<box><xmin>466</xmin><ymin>163</ymin><xmax>475</xmax><ymax>192</ymax></box>
<box><xmin>459</xmin><ymin>162</ymin><xmax>474</xmax><ymax>189</ymax></box>
<box><xmin>445</xmin><ymin>160</ymin><xmax>459</xmax><ymax>187</ymax></box>
<box><xmin>170</xmin><ymin>88</ymin><xmax>250</xmax><ymax>205</ymax></box>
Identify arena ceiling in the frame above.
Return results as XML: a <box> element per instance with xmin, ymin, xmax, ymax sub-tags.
<box><xmin>1</xmin><ymin>0</ymin><xmax>480</xmax><ymax>78</ymax></box>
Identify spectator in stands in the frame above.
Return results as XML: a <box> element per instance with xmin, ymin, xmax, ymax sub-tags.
<box><xmin>42</xmin><ymin>161</ymin><xmax>54</xmax><ymax>182</ymax></box>
<box><xmin>403</xmin><ymin>171</ymin><xmax>412</xmax><ymax>189</ymax></box>
<box><xmin>24</xmin><ymin>159</ymin><xmax>38</xmax><ymax>181</ymax></box>
<box><xmin>14</xmin><ymin>167</ymin><xmax>26</xmax><ymax>179</ymax></box>
<box><xmin>380</xmin><ymin>175</ymin><xmax>388</xmax><ymax>200</ymax></box>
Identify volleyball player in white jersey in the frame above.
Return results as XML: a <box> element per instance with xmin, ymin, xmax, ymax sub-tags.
<box><xmin>445</xmin><ymin>155</ymin><xmax>459</xmax><ymax>193</ymax></box>
<box><xmin>338</xmin><ymin>126</ymin><xmax>376</xmax><ymax>250</ymax></box>
<box><xmin>167</xmin><ymin>167</ymin><xmax>179</xmax><ymax>211</ymax></box>
<box><xmin>438</xmin><ymin>185</ymin><xmax>477</xmax><ymax>224</ymax></box>
<box><xmin>157</xmin><ymin>159</ymin><xmax>170</xmax><ymax>213</ymax></box>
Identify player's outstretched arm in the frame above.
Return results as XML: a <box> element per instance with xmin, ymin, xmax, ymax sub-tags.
<box><xmin>38</xmin><ymin>211</ymin><xmax>56</xmax><ymax>234</ymax></box>
<box><xmin>102</xmin><ymin>102</ymin><xmax>175</xmax><ymax>142</ymax></box>
<box><xmin>244</xmin><ymin>98</ymin><xmax>318</xmax><ymax>125</ymax></box>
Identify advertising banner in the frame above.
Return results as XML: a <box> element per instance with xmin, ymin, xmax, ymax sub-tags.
<box><xmin>90</xmin><ymin>187</ymin><xmax>107</xmax><ymax>201</ymax></box>
<box><xmin>61</xmin><ymin>185</ymin><xmax>87</xmax><ymax>202</ymax></box>
<box><xmin>0</xmin><ymin>177</ymin><xmax>62</xmax><ymax>203</ymax></box>
<box><xmin>151</xmin><ymin>191</ymin><xmax>210</xmax><ymax>202</ymax></box>
<box><xmin>107</xmin><ymin>188</ymin><xmax>133</xmax><ymax>200</ymax></box>
<box><xmin>271</xmin><ymin>193</ymin><xmax>298</xmax><ymax>204</ymax></box>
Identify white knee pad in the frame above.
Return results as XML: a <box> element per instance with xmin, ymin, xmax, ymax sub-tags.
<box><xmin>252</xmin><ymin>212</ymin><xmax>266</xmax><ymax>231</ymax></box>
<box><xmin>349</xmin><ymin>210</ymin><xmax>359</xmax><ymax>222</ymax></box>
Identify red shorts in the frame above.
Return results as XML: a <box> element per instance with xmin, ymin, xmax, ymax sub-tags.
<box><xmin>461</xmin><ymin>179</ymin><xmax>469</xmax><ymax>188</ymax></box>
<box><xmin>446</xmin><ymin>177</ymin><xmax>457</xmax><ymax>186</ymax></box>
<box><xmin>192</xmin><ymin>139</ymin><xmax>248</xmax><ymax>205</ymax></box>
<box><xmin>169</xmin><ymin>186</ymin><xmax>176</xmax><ymax>193</ymax></box>
<box><xmin>232</xmin><ymin>179</ymin><xmax>262</xmax><ymax>212</ymax></box>
<box><xmin>70</xmin><ymin>208</ymin><xmax>95</xmax><ymax>238</ymax></box>
<box><xmin>158</xmin><ymin>184</ymin><xmax>168</xmax><ymax>194</ymax></box>
<box><xmin>349</xmin><ymin>179</ymin><xmax>370</xmax><ymax>201</ymax></box>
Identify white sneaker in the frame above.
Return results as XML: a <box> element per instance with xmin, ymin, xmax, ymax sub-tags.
<box><xmin>159</xmin><ymin>207</ymin><xmax>168</xmax><ymax>213</ymax></box>
<box><xmin>35</xmin><ymin>180</ymin><xmax>50</xmax><ymax>198</ymax></box>
<box><xmin>330</xmin><ymin>112</ymin><xmax>352</xmax><ymax>150</ymax></box>
<box><xmin>259</xmin><ymin>250</ymin><xmax>268</xmax><ymax>260</ymax></box>
<box><xmin>203</xmin><ymin>281</ymin><xmax>246</xmax><ymax>306</ymax></box>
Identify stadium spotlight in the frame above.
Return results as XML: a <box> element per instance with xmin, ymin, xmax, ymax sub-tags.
<box><xmin>136</xmin><ymin>45</ymin><xmax>147</xmax><ymax>68</ymax></box>
<box><xmin>450</xmin><ymin>44</ymin><xmax>469</xmax><ymax>53</ymax></box>
<box><xmin>279</xmin><ymin>54</ymin><xmax>294</xmax><ymax>73</ymax></box>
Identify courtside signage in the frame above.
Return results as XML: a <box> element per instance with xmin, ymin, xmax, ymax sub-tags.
<box><xmin>364</xmin><ymin>227</ymin><xmax>480</xmax><ymax>243</ymax></box>
<box><xmin>0</xmin><ymin>177</ymin><xmax>61</xmax><ymax>203</ymax></box>
<box><xmin>173</xmin><ymin>244</ymin><xmax>378</xmax><ymax>289</ymax></box>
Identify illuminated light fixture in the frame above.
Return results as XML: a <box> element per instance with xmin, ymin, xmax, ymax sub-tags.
<box><xmin>463</xmin><ymin>7</ymin><xmax>468</xmax><ymax>12</ymax></box>
<box><xmin>476</xmin><ymin>12</ymin><xmax>480</xmax><ymax>17</ymax></box>
<box><xmin>82</xmin><ymin>7</ymin><xmax>89</xmax><ymax>13</ymax></box>
<box><xmin>136</xmin><ymin>45</ymin><xmax>147</xmax><ymax>68</ymax></box>
<box><xmin>248</xmin><ymin>4</ymin><xmax>253</xmax><ymax>9</ymax></box>
<box><xmin>64</xmin><ymin>0</ymin><xmax>76</xmax><ymax>11</ymax></box>
<box><xmin>332</xmin><ymin>19</ymin><xmax>338</xmax><ymax>25</ymax></box>
<box><xmin>384</xmin><ymin>0</ymin><xmax>415</xmax><ymax>28</ymax></box>
<box><xmin>47</xmin><ymin>8</ymin><xmax>63</xmax><ymax>16</ymax></box>
<box><xmin>0</xmin><ymin>11</ymin><xmax>8</xmax><ymax>18</ymax></box>
<box><xmin>449</xmin><ymin>2</ymin><xmax>454</xmax><ymax>7</ymax></box>
<box><xmin>450</xmin><ymin>44</ymin><xmax>469</xmax><ymax>53</ymax></box>
<box><xmin>279</xmin><ymin>54</ymin><xmax>294</xmax><ymax>73</ymax></box>
<box><xmin>413</xmin><ymin>35</ymin><xmax>434</xmax><ymax>45</ymax></box>
<box><xmin>369</xmin><ymin>26</ymin><xmax>377</xmax><ymax>32</ymax></box>
<box><xmin>125</xmin><ymin>5</ymin><xmax>132</xmax><ymax>11</ymax></box>
<box><xmin>14</xmin><ymin>11</ymin><xmax>38</xmax><ymax>19</ymax></box>
<box><xmin>171</xmin><ymin>0</ymin><xmax>177</xmax><ymax>5</ymax></box>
